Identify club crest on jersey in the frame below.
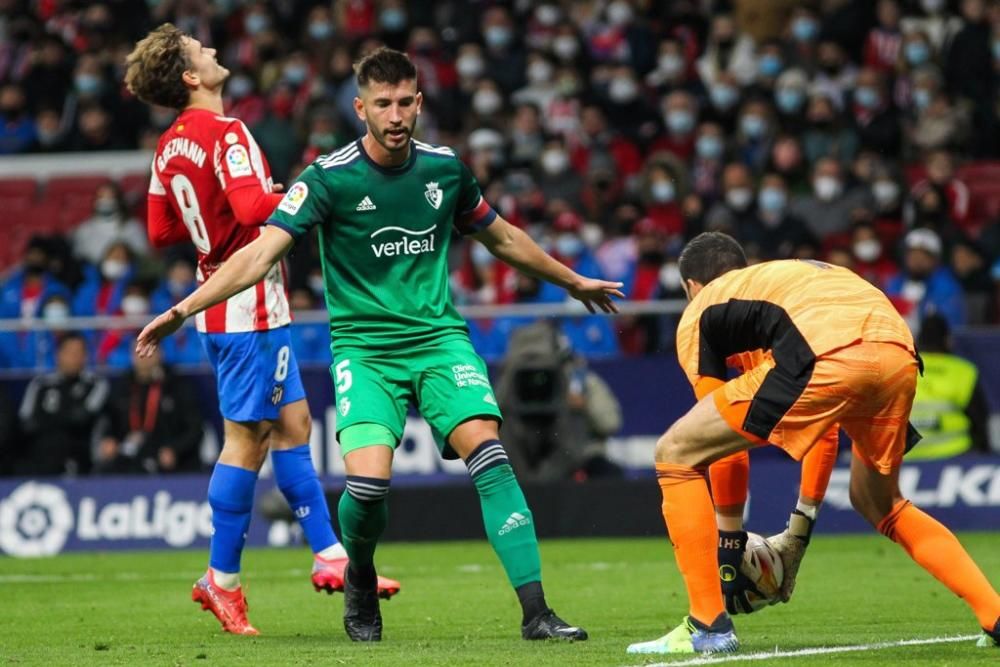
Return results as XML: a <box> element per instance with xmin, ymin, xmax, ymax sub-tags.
<box><xmin>278</xmin><ymin>182</ymin><xmax>309</xmax><ymax>215</ymax></box>
<box><xmin>424</xmin><ymin>181</ymin><xmax>442</xmax><ymax>210</ymax></box>
<box><xmin>225</xmin><ymin>144</ymin><xmax>252</xmax><ymax>178</ymax></box>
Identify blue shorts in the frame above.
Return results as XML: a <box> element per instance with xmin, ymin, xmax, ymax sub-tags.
<box><xmin>199</xmin><ymin>326</ymin><xmax>306</xmax><ymax>422</ymax></box>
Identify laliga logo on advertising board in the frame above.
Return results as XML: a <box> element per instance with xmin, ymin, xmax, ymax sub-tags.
<box><xmin>0</xmin><ymin>482</ymin><xmax>214</xmax><ymax>557</ymax></box>
<box><xmin>0</xmin><ymin>482</ymin><xmax>73</xmax><ymax>557</ymax></box>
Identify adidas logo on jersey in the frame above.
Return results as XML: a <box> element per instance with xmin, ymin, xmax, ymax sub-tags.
<box><xmin>498</xmin><ymin>511</ymin><xmax>531</xmax><ymax>536</ymax></box>
<box><xmin>356</xmin><ymin>196</ymin><xmax>377</xmax><ymax>211</ymax></box>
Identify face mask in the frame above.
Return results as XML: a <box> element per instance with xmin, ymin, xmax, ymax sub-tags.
<box><xmin>912</xmin><ymin>88</ymin><xmax>932</xmax><ymax>111</ymax></box>
<box><xmin>167</xmin><ymin>279</ymin><xmax>190</xmax><ymax>297</ymax></box>
<box><xmin>309</xmin><ymin>132</ymin><xmax>337</xmax><ymax>151</ymax></box>
<box><xmin>308</xmin><ymin>275</ymin><xmax>325</xmax><ymax>295</ymax></box>
<box><xmin>555</xmin><ymin>234</ymin><xmax>584</xmax><ymax>258</ymax></box>
<box><xmin>872</xmin><ymin>180</ymin><xmax>900</xmax><ymax>207</ymax></box>
<box><xmin>473</xmin><ymin>90</ymin><xmax>502</xmax><ymax>115</ymax></box>
<box><xmin>993</xmin><ymin>39</ymin><xmax>1000</xmax><ymax>61</ymax></box>
<box><xmin>283</xmin><ymin>64</ymin><xmax>308</xmax><ymax>85</ymax></box>
<box><xmin>553</xmin><ymin>35</ymin><xmax>579</xmax><ymax>60</ymax></box>
<box><xmin>43</xmin><ymin>302</ymin><xmax>70</xmax><ymax>322</ymax></box>
<box><xmin>758</xmin><ymin>187</ymin><xmax>786</xmax><ymax>213</ymax></box>
<box><xmin>541</xmin><ymin>149</ymin><xmax>569</xmax><ymax>175</ymax></box>
<box><xmin>456</xmin><ymin>55</ymin><xmax>484</xmax><ymax>79</ymax></box>
<box><xmin>696</xmin><ymin>135</ymin><xmax>723</xmax><ymax>160</ymax></box>
<box><xmin>921</xmin><ymin>0</ymin><xmax>945</xmax><ymax>13</ymax></box>
<box><xmin>792</xmin><ymin>17</ymin><xmax>819</xmax><ymax>42</ymax></box>
<box><xmin>581</xmin><ymin>224</ymin><xmax>603</xmax><ymax>248</ymax></box>
<box><xmin>709</xmin><ymin>84</ymin><xmax>738</xmax><ymax>110</ymax></box>
<box><xmin>536</xmin><ymin>5</ymin><xmax>560</xmax><ymax>26</ymax></box>
<box><xmin>659</xmin><ymin>263</ymin><xmax>682</xmax><ymax>290</ymax></box>
<box><xmin>75</xmin><ymin>74</ymin><xmax>102</xmax><ymax>96</ymax></box>
<box><xmin>740</xmin><ymin>114</ymin><xmax>767</xmax><ymax>139</ymax></box>
<box><xmin>651</xmin><ymin>180</ymin><xmax>675</xmax><ymax>203</ymax></box>
<box><xmin>608</xmin><ymin>78</ymin><xmax>638</xmax><ymax>103</ymax></box>
<box><xmin>94</xmin><ymin>198</ymin><xmax>117</xmax><ymax>217</ymax></box>
<box><xmin>758</xmin><ymin>54</ymin><xmax>783</xmax><ymax>78</ymax></box>
<box><xmin>726</xmin><ymin>187</ymin><xmax>753</xmax><ymax>211</ymax></box>
<box><xmin>527</xmin><ymin>61</ymin><xmax>553</xmax><ymax>85</ymax></box>
<box><xmin>814</xmin><ymin>176</ymin><xmax>842</xmax><ymax>201</ymax></box>
<box><xmin>101</xmin><ymin>258</ymin><xmax>128</xmax><ymax>281</ymax></box>
<box><xmin>228</xmin><ymin>76</ymin><xmax>253</xmax><ymax>99</ymax></box>
<box><xmin>665</xmin><ymin>109</ymin><xmax>694</xmax><ymax>135</ymax></box>
<box><xmin>855</xmin><ymin>86</ymin><xmax>880</xmax><ymax>109</ymax></box>
<box><xmin>120</xmin><ymin>295</ymin><xmax>148</xmax><ymax>316</ymax></box>
<box><xmin>245</xmin><ymin>13</ymin><xmax>269</xmax><ymax>35</ymax></box>
<box><xmin>471</xmin><ymin>243</ymin><xmax>495</xmax><ymax>268</ymax></box>
<box><xmin>607</xmin><ymin>1</ymin><xmax>633</xmax><ymax>26</ymax></box>
<box><xmin>854</xmin><ymin>239</ymin><xmax>882</xmax><ymax>263</ymax></box>
<box><xmin>658</xmin><ymin>53</ymin><xmax>684</xmax><ymax>78</ymax></box>
<box><xmin>905</xmin><ymin>42</ymin><xmax>930</xmax><ymax>66</ymax></box>
<box><xmin>308</xmin><ymin>21</ymin><xmax>333</xmax><ymax>40</ymax></box>
<box><xmin>484</xmin><ymin>25</ymin><xmax>512</xmax><ymax>49</ymax></box>
<box><xmin>775</xmin><ymin>88</ymin><xmax>804</xmax><ymax>114</ymax></box>
<box><xmin>37</xmin><ymin>128</ymin><xmax>61</xmax><ymax>146</ymax></box>
<box><xmin>380</xmin><ymin>9</ymin><xmax>407</xmax><ymax>31</ymax></box>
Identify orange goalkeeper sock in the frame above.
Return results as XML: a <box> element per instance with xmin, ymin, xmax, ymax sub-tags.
<box><xmin>656</xmin><ymin>462</ymin><xmax>726</xmax><ymax>626</ymax></box>
<box><xmin>799</xmin><ymin>429</ymin><xmax>838</xmax><ymax>503</ymax></box>
<box><xmin>709</xmin><ymin>450</ymin><xmax>749</xmax><ymax>508</ymax></box>
<box><xmin>879</xmin><ymin>499</ymin><xmax>1000</xmax><ymax>630</ymax></box>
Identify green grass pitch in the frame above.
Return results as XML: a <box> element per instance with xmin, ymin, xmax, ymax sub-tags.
<box><xmin>1</xmin><ymin>534</ymin><xmax>997</xmax><ymax>665</ymax></box>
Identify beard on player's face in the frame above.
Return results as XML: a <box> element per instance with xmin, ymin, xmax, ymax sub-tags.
<box><xmin>369</xmin><ymin>113</ymin><xmax>416</xmax><ymax>152</ymax></box>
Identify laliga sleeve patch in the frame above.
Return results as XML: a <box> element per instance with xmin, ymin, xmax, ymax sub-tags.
<box><xmin>225</xmin><ymin>144</ymin><xmax>253</xmax><ymax>178</ymax></box>
<box><xmin>278</xmin><ymin>182</ymin><xmax>309</xmax><ymax>215</ymax></box>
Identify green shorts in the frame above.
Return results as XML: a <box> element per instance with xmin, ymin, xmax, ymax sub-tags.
<box><xmin>331</xmin><ymin>338</ymin><xmax>502</xmax><ymax>458</ymax></box>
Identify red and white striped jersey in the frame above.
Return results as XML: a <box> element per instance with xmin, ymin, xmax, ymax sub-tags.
<box><xmin>148</xmin><ymin>107</ymin><xmax>290</xmax><ymax>333</ymax></box>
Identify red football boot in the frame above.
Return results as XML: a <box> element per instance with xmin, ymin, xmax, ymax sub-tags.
<box><xmin>191</xmin><ymin>570</ymin><xmax>259</xmax><ymax>636</ymax></box>
<box><xmin>311</xmin><ymin>555</ymin><xmax>401</xmax><ymax>599</ymax></box>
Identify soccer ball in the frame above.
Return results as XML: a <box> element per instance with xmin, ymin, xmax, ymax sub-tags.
<box><xmin>741</xmin><ymin>532</ymin><xmax>784</xmax><ymax>611</ymax></box>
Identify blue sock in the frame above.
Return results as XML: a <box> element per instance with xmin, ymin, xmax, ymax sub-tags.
<box><xmin>207</xmin><ymin>463</ymin><xmax>258</xmax><ymax>573</ymax></box>
<box><xmin>272</xmin><ymin>444</ymin><xmax>338</xmax><ymax>554</ymax></box>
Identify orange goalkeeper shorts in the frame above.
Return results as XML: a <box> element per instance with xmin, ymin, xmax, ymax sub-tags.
<box><xmin>713</xmin><ymin>341</ymin><xmax>920</xmax><ymax>474</ymax></box>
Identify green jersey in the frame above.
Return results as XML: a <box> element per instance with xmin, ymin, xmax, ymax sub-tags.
<box><xmin>268</xmin><ymin>138</ymin><xmax>497</xmax><ymax>354</ymax></box>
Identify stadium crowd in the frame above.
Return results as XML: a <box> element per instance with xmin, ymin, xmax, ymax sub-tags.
<box><xmin>2</xmin><ymin>0</ymin><xmax>1000</xmax><ymax>371</ymax></box>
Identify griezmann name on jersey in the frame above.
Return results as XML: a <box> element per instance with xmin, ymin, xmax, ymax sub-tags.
<box><xmin>148</xmin><ymin>108</ymin><xmax>290</xmax><ymax>334</ymax></box>
<box><xmin>267</xmin><ymin>138</ymin><xmax>496</xmax><ymax>354</ymax></box>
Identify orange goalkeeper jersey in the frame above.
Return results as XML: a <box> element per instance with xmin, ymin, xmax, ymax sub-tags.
<box><xmin>676</xmin><ymin>260</ymin><xmax>915</xmax><ymax>397</ymax></box>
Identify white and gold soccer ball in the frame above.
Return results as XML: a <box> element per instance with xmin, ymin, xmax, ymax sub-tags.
<box><xmin>741</xmin><ymin>532</ymin><xmax>784</xmax><ymax>611</ymax></box>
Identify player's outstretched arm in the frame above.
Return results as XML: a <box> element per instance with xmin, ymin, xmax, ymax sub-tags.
<box><xmin>136</xmin><ymin>226</ymin><xmax>294</xmax><ymax>357</ymax></box>
<box><xmin>472</xmin><ymin>216</ymin><xmax>625</xmax><ymax>313</ymax></box>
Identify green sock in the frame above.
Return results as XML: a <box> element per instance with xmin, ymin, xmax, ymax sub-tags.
<box><xmin>472</xmin><ymin>464</ymin><xmax>542</xmax><ymax>588</ymax></box>
<box><xmin>337</xmin><ymin>475</ymin><xmax>390</xmax><ymax>571</ymax></box>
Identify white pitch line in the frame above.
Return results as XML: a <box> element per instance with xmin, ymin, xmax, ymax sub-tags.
<box><xmin>633</xmin><ymin>634</ymin><xmax>982</xmax><ymax>666</ymax></box>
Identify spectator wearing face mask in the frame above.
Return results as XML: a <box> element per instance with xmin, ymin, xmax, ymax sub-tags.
<box><xmin>481</xmin><ymin>6</ymin><xmax>526</xmax><ymax>94</ymax></box>
<box><xmin>150</xmin><ymin>256</ymin><xmax>204</xmax><ymax>366</ymax></box>
<box><xmin>536</xmin><ymin>136</ymin><xmax>584</xmax><ymax>208</ymax></box>
<box><xmin>901</xmin><ymin>0</ymin><xmax>964</xmax><ymax>54</ymax></box>
<box><xmin>750</xmin><ymin>172</ymin><xmax>816</xmax><ymax>259</ymax></box>
<box><xmin>1</xmin><ymin>292</ymin><xmax>73</xmax><ymax>371</ymax></box>
<box><xmin>772</xmin><ymin>69</ymin><xmax>809</xmax><ymax>135</ymax></box>
<box><xmin>71</xmin><ymin>183</ymin><xmax>148</xmax><ymax>266</ymax></box>
<box><xmin>801</xmin><ymin>93</ymin><xmax>859</xmax><ymax>168</ymax></box>
<box><xmin>646</xmin><ymin>37</ymin><xmax>702</xmax><ymax>96</ymax></box>
<box><xmin>0</xmin><ymin>236</ymin><xmax>71</xmax><ymax>321</ymax></box>
<box><xmin>751</xmin><ymin>39</ymin><xmax>786</xmax><ymax>95</ymax></box>
<box><xmin>650</xmin><ymin>91</ymin><xmax>698</xmax><ymax>160</ymax></box>
<box><xmin>223</xmin><ymin>69</ymin><xmax>267</xmax><ymax>129</ymax></box>
<box><xmin>704</xmin><ymin>162</ymin><xmax>759</xmax><ymax>242</ymax></box>
<box><xmin>893</xmin><ymin>30</ymin><xmax>937</xmax><ymax>110</ymax></box>
<box><xmin>908</xmin><ymin>84</ymin><xmax>971</xmax><ymax>156</ymax></box>
<box><xmin>689</xmin><ymin>121</ymin><xmax>727</xmax><ymax>200</ymax></box>
<box><xmin>537</xmin><ymin>211</ymin><xmax>604</xmax><ymax>304</ymax></box>
<box><xmin>852</xmin><ymin>67</ymin><xmax>902</xmax><ymax>157</ymax></box>
<box><xmin>869</xmin><ymin>169</ymin><xmax>906</xmax><ymax>233</ymax></box>
<box><xmin>96</xmin><ymin>280</ymin><xmax>154</xmax><ymax>369</ymax></box>
<box><xmin>850</xmin><ymin>221</ymin><xmax>898</xmax><ymax>289</ymax></box>
<box><xmin>886</xmin><ymin>228</ymin><xmax>965</xmax><ymax>332</ymax></box>
<box><xmin>734</xmin><ymin>98</ymin><xmax>775</xmax><ymax>172</ymax></box>
<box><xmin>73</xmin><ymin>241</ymin><xmax>135</xmax><ymax>318</ymax></box>
<box><xmin>790</xmin><ymin>157</ymin><xmax>875</xmax><ymax>241</ymax></box>
<box><xmin>702</xmin><ymin>70</ymin><xmax>743</xmax><ymax>132</ymax></box>
<box><xmin>696</xmin><ymin>13</ymin><xmax>758</xmax><ymax>90</ymax></box>
<box><xmin>642</xmin><ymin>158</ymin><xmax>686</xmax><ymax>237</ymax></box>
<box><xmin>31</xmin><ymin>107</ymin><xmax>70</xmax><ymax>153</ymax></box>
<box><xmin>811</xmin><ymin>40</ymin><xmax>858</xmax><ymax>111</ymax></box>
<box><xmin>512</xmin><ymin>51</ymin><xmax>559</xmax><ymax>115</ymax></box>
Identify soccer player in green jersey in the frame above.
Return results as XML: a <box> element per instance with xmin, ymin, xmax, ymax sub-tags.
<box><xmin>137</xmin><ymin>47</ymin><xmax>624</xmax><ymax>644</ymax></box>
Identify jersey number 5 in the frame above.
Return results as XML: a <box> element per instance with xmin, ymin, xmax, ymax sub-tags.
<box><xmin>170</xmin><ymin>174</ymin><xmax>211</xmax><ymax>254</ymax></box>
<box><xmin>335</xmin><ymin>359</ymin><xmax>352</xmax><ymax>394</ymax></box>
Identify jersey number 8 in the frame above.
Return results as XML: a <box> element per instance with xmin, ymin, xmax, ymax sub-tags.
<box><xmin>170</xmin><ymin>174</ymin><xmax>212</xmax><ymax>254</ymax></box>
